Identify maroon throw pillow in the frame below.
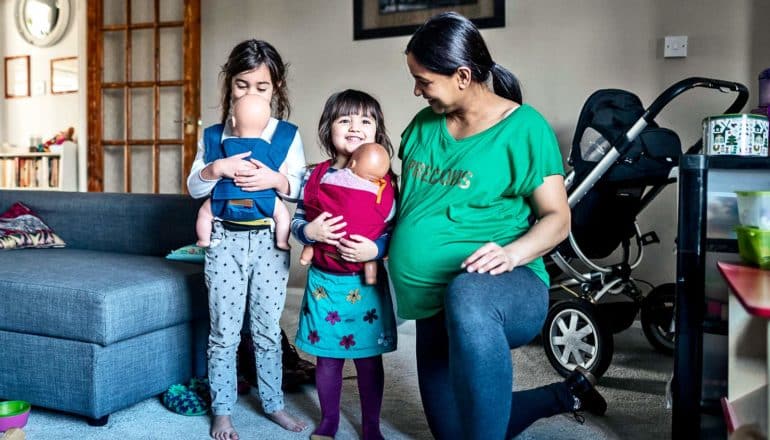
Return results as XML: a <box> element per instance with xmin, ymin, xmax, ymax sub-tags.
<box><xmin>0</xmin><ymin>202</ymin><xmax>65</xmax><ymax>250</ymax></box>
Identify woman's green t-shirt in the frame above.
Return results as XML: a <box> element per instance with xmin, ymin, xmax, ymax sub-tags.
<box><xmin>388</xmin><ymin>104</ymin><xmax>565</xmax><ymax>320</ymax></box>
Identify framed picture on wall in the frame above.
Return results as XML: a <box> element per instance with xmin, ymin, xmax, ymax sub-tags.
<box><xmin>51</xmin><ymin>57</ymin><xmax>78</xmax><ymax>94</ymax></box>
<box><xmin>353</xmin><ymin>0</ymin><xmax>505</xmax><ymax>40</ymax></box>
<box><xmin>4</xmin><ymin>55</ymin><xmax>30</xmax><ymax>98</ymax></box>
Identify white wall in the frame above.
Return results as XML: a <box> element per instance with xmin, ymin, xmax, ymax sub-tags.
<box><xmin>201</xmin><ymin>0</ymin><xmax>768</xmax><ymax>288</ymax></box>
<box><xmin>0</xmin><ymin>0</ymin><xmax>766</xmax><ymax>288</ymax></box>
<box><xmin>0</xmin><ymin>0</ymin><xmax>86</xmax><ymax>188</ymax></box>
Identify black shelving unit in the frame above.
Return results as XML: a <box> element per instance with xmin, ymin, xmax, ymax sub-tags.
<box><xmin>673</xmin><ymin>154</ymin><xmax>770</xmax><ymax>438</ymax></box>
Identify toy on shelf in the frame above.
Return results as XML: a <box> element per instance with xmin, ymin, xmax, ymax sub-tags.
<box><xmin>31</xmin><ymin>127</ymin><xmax>75</xmax><ymax>153</ymax></box>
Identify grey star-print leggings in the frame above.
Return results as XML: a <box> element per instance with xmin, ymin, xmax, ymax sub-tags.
<box><xmin>204</xmin><ymin>221</ymin><xmax>290</xmax><ymax>415</ymax></box>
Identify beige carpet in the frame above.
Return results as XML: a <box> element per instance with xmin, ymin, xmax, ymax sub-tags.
<box><xmin>20</xmin><ymin>288</ymin><xmax>672</xmax><ymax>439</ymax></box>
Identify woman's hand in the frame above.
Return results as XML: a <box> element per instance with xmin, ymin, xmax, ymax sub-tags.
<box><xmin>337</xmin><ymin>235</ymin><xmax>378</xmax><ymax>263</ymax></box>
<box><xmin>304</xmin><ymin>212</ymin><xmax>347</xmax><ymax>246</ymax></box>
<box><xmin>234</xmin><ymin>159</ymin><xmax>289</xmax><ymax>193</ymax></box>
<box><xmin>461</xmin><ymin>175</ymin><xmax>569</xmax><ymax>276</ymax></box>
<box><xmin>461</xmin><ymin>242</ymin><xmax>522</xmax><ymax>275</ymax></box>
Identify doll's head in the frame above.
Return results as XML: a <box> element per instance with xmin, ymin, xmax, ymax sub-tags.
<box><xmin>230</xmin><ymin>94</ymin><xmax>271</xmax><ymax>138</ymax></box>
<box><xmin>347</xmin><ymin>143</ymin><xmax>390</xmax><ymax>182</ymax></box>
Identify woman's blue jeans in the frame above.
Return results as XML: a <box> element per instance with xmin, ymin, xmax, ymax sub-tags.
<box><xmin>415</xmin><ymin>267</ymin><xmax>574</xmax><ymax>439</ymax></box>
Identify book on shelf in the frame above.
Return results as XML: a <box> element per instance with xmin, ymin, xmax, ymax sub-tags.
<box><xmin>0</xmin><ymin>141</ymin><xmax>75</xmax><ymax>190</ymax></box>
<box><xmin>0</xmin><ymin>155</ymin><xmax>61</xmax><ymax>189</ymax></box>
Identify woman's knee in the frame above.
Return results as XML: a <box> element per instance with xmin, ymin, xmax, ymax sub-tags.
<box><xmin>444</xmin><ymin>272</ymin><xmax>499</xmax><ymax>336</ymax></box>
<box><xmin>445</xmin><ymin>272</ymin><xmax>495</xmax><ymax>317</ymax></box>
<box><xmin>444</xmin><ymin>269</ymin><xmax>548</xmax><ymax>341</ymax></box>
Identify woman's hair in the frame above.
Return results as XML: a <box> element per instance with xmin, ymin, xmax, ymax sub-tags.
<box><xmin>405</xmin><ymin>11</ymin><xmax>522</xmax><ymax>104</ymax></box>
<box><xmin>317</xmin><ymin>89</ymin><xmax>393</xmax><ymax>163</ymax></box>
<box><xmin>219</xmin><ymin>39</ymin><xmax>290</xmax><ymax>124</ymax></box>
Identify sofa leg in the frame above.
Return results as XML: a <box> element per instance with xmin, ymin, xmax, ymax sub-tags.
<box><xmin>87</xmin><ymin>415</ymin><xmax>109</xmax><ymax>426</ymax></box>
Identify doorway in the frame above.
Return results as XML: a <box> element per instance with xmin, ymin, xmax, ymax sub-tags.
<box><xmin>86</xmin><ymin>0</ymin><xmax>200</xmax><ymax>193</ymax></box>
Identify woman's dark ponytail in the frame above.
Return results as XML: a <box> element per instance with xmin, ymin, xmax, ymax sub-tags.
<box><xmin>406</xmin><ymin>12</ymin><xmax>522</xmax><ymax>104</ymax></box>
<box><xmin>490</xmin><ymin>63</ymin><xmax>522</xmax><ymax>104</ymax></box>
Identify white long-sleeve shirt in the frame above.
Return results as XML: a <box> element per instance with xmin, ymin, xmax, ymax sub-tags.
<box><xmin>186</xmin><ymin>117</ymin><xmax>307</xmax><ymax>201</ymax></box>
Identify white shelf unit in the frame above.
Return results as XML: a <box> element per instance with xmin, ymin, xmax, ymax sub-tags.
<box><xmin>0</xmin><ymin>141</ymin><xmax>77</xmax><ymax>191</ymax></box>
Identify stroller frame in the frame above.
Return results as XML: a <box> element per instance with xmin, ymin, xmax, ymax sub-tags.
<box><xmin>542</xmin><ymin>77</ymin><xmax>748</xmax><ymax>378</ymax></box>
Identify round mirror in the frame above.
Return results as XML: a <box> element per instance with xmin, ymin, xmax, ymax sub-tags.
<box><xmin>14</xmin><ymin>0</ymin><xmax>71</xmax><ymax>47</ymax></box>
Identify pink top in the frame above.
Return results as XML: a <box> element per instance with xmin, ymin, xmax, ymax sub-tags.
<box><xmin>717</xmin><ymin>261</ymin><xmax>770</xmax><ymax>318</ymax></box>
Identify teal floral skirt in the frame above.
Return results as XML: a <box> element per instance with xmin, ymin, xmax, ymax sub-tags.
<box><xmin>295</xmin><ymin>265</ymin><xmax>397</xmax><ymax>359</ymax></box>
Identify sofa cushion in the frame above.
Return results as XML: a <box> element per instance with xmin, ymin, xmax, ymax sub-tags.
<box><xmin>0</xmin><ymin>201</ymin><xmax>65</xmax><ymax>249</ymax></box>
<box><xmin>0</xmin><ymin>248</ymin><xmax>207</xmax><ymax>345</ymax></box>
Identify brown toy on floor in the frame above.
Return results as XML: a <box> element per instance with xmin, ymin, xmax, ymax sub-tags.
<box><xmin>1</xmin><ymin>428</ymin><xmax>25</xmax><ymax>440</ymax></box>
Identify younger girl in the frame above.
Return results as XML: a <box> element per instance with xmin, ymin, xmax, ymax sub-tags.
<box><xmin>290</xmin><ymin>89</ymin><xmax>397</xmax><ymax>440</ymax></box>
<box><xmin>186</xmin><ymin>39</ymin><xmax>307</xmax><ymax>440</ymax></box>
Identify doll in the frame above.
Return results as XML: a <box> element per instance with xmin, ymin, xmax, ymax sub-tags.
<box><xmin>195</xmin><ymin>94</ymin><xmax>292</xmax><ymax>249</ymax></box>
<box><xmin>300</xmin><ymin>142</ymin><xmax>391</xmax><ymax>285</ymax></box>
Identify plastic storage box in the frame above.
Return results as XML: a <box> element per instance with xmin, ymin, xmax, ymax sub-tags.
<box><xmin>736</xmin><ymin>191</ymin><xmax>770</xmax><ymax>229</ymax></box>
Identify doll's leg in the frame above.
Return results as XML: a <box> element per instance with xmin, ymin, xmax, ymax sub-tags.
<box><xmin>196</xmin><ymin>199</ymin><xmax>214</xmax><ymax>247</ymax></box>
<box><xmin>363</xmin><ymin>261</ymin><xmax>378</xmax><ymax>285</ymax></box>
<box><xmin>273</xmin><ymin>199</ymin><xmax>291</xmax><ymax>250</ymax></box>
<box><xmin>300</xmin><ymin>245</ymin><xmax>314</xmax><ymax>266</ymax></box>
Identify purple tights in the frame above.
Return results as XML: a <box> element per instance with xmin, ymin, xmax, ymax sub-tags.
<box><xmin>313</xmin><ymin>355</ymin><xmax>384</xmax><ymax>440</ymax></box>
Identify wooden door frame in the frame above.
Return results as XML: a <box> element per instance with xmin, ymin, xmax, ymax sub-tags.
<box><xmin>86</xmin><ymin>0</ymin><xmax>200</xmax><ymax>192</ymax></box>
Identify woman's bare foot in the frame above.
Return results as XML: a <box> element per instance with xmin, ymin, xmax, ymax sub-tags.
<box><xmin>268</xmin><ymin>409</ymin><xmax>307</xmax><ymax>432</ymax></box>
<box><xmin>211</xmin><ymin>415</ymin><xmax>239</xmax><ymax>440</ymax></box>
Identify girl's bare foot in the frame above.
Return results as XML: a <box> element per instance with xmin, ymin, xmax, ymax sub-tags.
<box><xmin>268</xmin><ymin>409</ymin><xmax>307</xmax><ymax>432</ymax></box>
<box><xmin>276</xmin><ymin>240</ymin><xmax>290</xmax><ymax>250</ymax></box>
<box><xmin>197</xmin><ymin>240</ymin><xmax>210</xmax><ymax>248</ymax></box>
<box><xmin>211</xmin><ymin>415</ymin><xmax>239</xmax><ymax>440</ymax></box>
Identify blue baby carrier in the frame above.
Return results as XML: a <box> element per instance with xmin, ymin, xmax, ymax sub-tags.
<box><xmin>203</xmin><ymin>121</ymin><xmax>297</xmax><ymax>221</ymax></box>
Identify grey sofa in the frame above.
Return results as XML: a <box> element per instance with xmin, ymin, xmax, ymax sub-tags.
<box><xmin>0</xmin><ymin>190</ymin><xmax>208</xmax><ymax>425</ymax></box>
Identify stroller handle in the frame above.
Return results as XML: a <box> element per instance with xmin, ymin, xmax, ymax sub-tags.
<box><xmin>643</xmin><ymin>76</ymin><xmax>749</xmax><ymax>123</ymax></box>
<box><xmin>567</xmin><ymin>77</ymin><xmax>748</xmax><ymax>207</ymax></box>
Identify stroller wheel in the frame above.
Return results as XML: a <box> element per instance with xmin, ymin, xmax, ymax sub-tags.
<box><xmin>541</xmin><ymin>300</ymin><xmax>614</xmax><ymax>379</ymax></box>
<box><xmin>640</xmin><ymin>283</ymin><xmax>675</xmax><ymax>355</ymax></box>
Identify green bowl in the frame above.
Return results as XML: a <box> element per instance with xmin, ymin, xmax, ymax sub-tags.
<box><xmin>0</xmin><ymin>400</ymin><xmax>30</xmax><ymax>417</ymax></box>
<box><xmin>735</xmin><ymin>225</ymin><xmax>770</xmax><ymax>269</ymax></box>
<box><xmin>0</xmin><ymin>400</ymin><xmax>31</xmax><ymax>430</ymax></box>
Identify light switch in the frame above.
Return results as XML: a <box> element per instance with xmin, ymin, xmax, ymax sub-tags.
<box><xmin>664</xmin><ymin>36</ymin><xmax>688</xmax><ymax>58</ymax></box>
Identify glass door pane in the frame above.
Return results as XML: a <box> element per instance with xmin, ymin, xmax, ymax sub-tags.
<box><xmin>103</xmin><ymin>145</ymin><xmax>125</xmax><ymax>192</ymax></box>
<box><xmin>159</xmin><ymin>28</ymin><xmax>183</xmax><ymax>81</ymax></box>
<box><xmin>102</xmin><ymin>89</ymin><xmax>125</xmax><ymax>141</ymax></box>
<box><xmin>131</xmin><ymin>29</ymin><xmax>154</xmax><ymax>82</ymax></box>
<box><xmin>130</xmin><ymin>87</ymin><xmax>154</xmax><ymax>140</ymax></box>
<box><xmin>131</xmin><ymin>0</ymin><xmax>154</xmax><ymax>23</ymax></box>
<box><xmin>131</xmin><ymin>145</ymin><xmax>153</xmax><ymax>193</ymax></box>
<box><xmin>102</xmin><ymin>31</ymin><xmax>125</xmax><ymax>83</ymax></box>
<box><xmin>160</xmin><ymin>0</ymin><xmax>184</xmax><ymax>21</ymax></box>
<box><xmin>159</xmin><ymin>86</ymin><xmax>182</xmax><ymax>139</ymax></box>
<box><xmin>159</xmin><ymin>145</ymin><xmax>182</xmax><ymax>193</ymax></box>
<box><xmin>103</xmin><ymin>0</ymin><xmax>126</xmax><ymax>26</ymax></box>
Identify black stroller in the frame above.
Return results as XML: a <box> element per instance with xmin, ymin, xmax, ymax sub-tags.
<box><xmin>541</xmin><ymin>77</ymin><xmax>748</xmax><ymax>378</ymax></box>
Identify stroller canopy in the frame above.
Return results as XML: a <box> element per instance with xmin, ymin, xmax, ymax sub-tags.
<box><xmin>569</xmin><ymin>89</ymin><xmax>681</xmax><ymax>187</ymax></box>
<box><xmin>565</xmin><ymin>89</ymin><xmax>682</xmax><ymax>259</ymax></box>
